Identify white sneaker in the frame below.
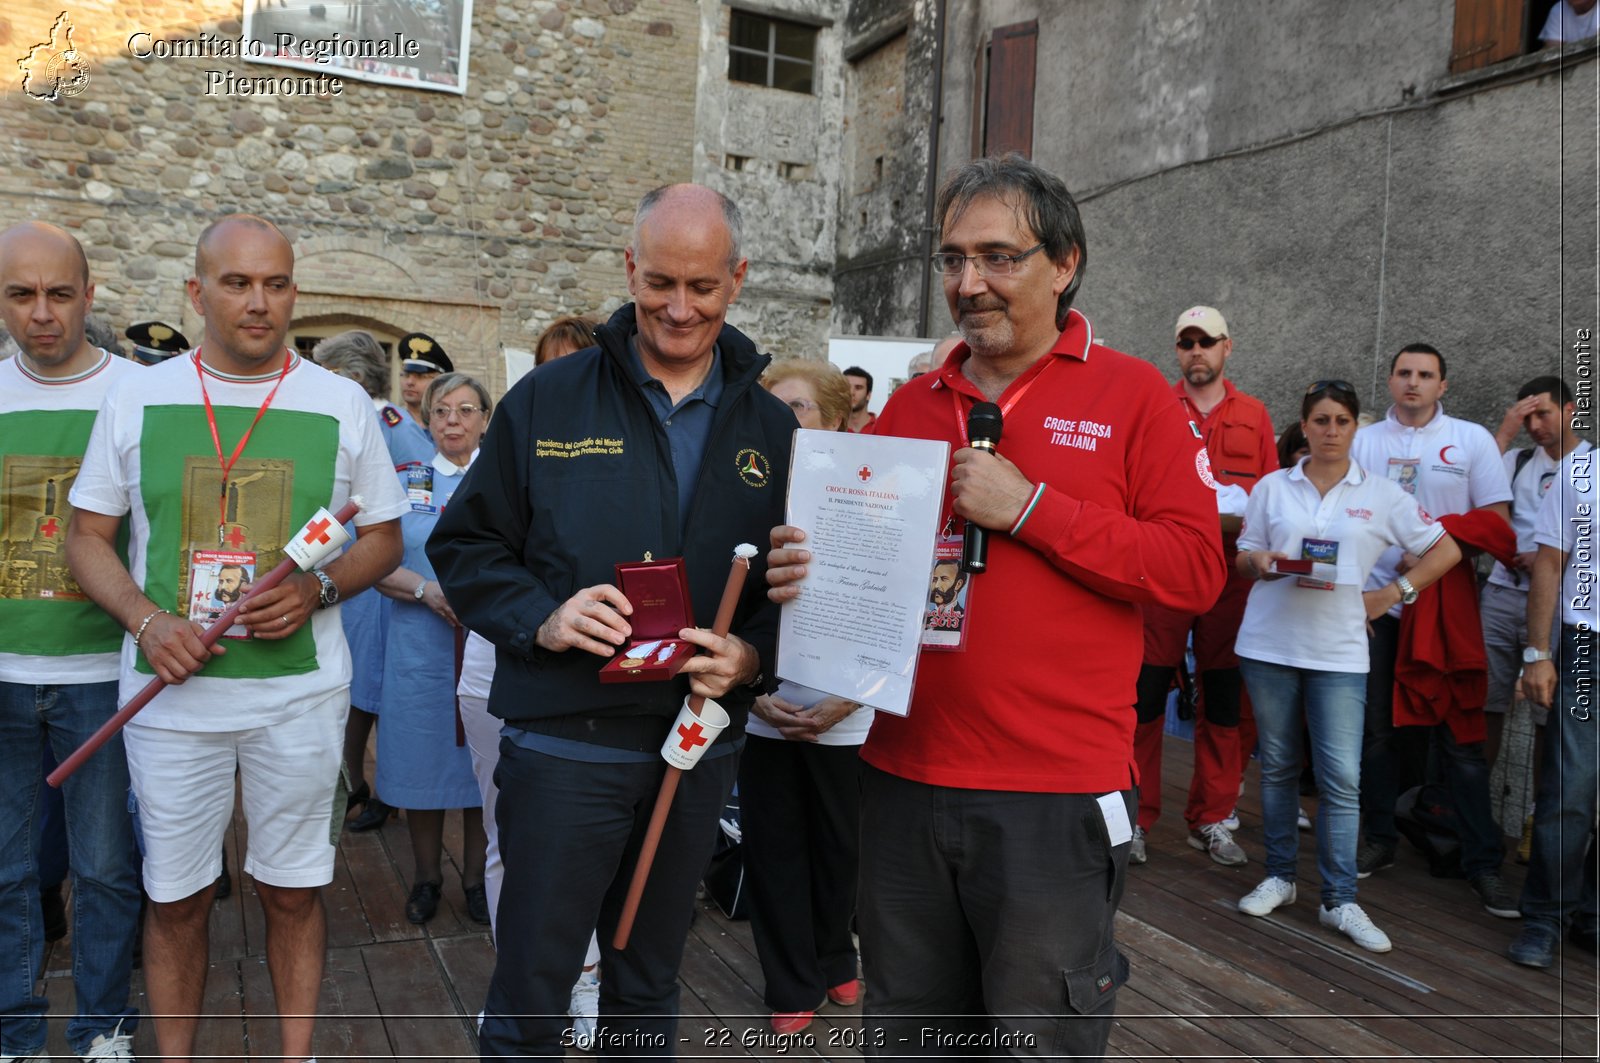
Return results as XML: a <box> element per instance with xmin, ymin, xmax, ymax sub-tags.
<box><xmin>81</xmin><ymin>1021</ymin><xmax>135</xmax><ymax>1061</ymax></box>
<box><xmin>1188</xmin><ymin>821</ymin><xmax>1248</xmax><ymax>866</ymax></box>
<box><xmin>1238</xmin><ymin>876</ymin><xmax>1297</xmax><ymax>917</ymax></box>
<box><xmin>1297</xmin><ymin>807</ymin><xmax>1312</xmax><ymax>831</ymax></box>
<box><xmin>1129</xmin><ymin>825</ymin><xmax>1148</xmax><ymax>865</ymax></box>
<box><xmin>569</xmin><ymin>967</ymin><xmax>601</xmax><ymax>1050</ymax></box>
<box><xmin>1221</xmin><ymin>807</ymin><xmax>1241</xmax><ymax>831</ymax></box>
<box><xmin>1319</xmin><ymin>902</ymin><xmax>1392</xmax><ymax>953</ymax></box>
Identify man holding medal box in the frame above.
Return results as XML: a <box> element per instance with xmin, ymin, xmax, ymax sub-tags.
<box><xmin>66</xmin><ymin>214</ymin><xmax>407</xmax><ymax>1063</ymax></box>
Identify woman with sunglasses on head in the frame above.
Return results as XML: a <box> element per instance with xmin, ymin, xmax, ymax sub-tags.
<box><xmin>1232</xmin><ymin>380</ymin><xmax>1460</xmax><ymax>953</ymax></box>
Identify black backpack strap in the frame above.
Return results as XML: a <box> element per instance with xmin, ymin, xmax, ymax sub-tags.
<box><xmin>1509</xmin><ymin>447</ymin><xmax>1536</xmax><ymax>520</ymax></box>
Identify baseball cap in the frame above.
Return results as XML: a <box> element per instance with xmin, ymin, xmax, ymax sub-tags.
<box><xmin>1175</xmin><ymin>306</ymin><xmax>1228</xmax><ymax>339</ymax></box>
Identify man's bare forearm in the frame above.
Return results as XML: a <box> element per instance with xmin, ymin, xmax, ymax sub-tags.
<box><xmin>322</xmin><ymin>520</ymin><xmax>403</xmax><ymax>599</ymax></box>
<box><xmin>1526</xmin><ymin>544</ymin><xmax>1564</xmax><ymax>652</ymax></box>
<box><xmin>66</xmin><ymin>512</ymin><xmax>159</xmax><ymax>632</ymax></box>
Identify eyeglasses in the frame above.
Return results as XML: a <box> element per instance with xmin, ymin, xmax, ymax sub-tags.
<box><xmin>1176</xmin><ymin>335</ymin><xmax>1225</xmax><ymax>351</ymax></box>
<box><xmin>931</xmin><ymin>243</ymin><xmax>1045</xmax><ymax>277</ymax></box>
<box><xmin>1305</xmin><ymin>379</ymin><xmax>1357</xmax><ymax>398</ymax></box>
<box><xmin>784</xmin><ymin>398</ymin><xmax>820</xmax><ymax>413</ymax></box>
<box><xmin>430</xmin><ymin>404</ymin><xmax>484</xmax><ymax>420</ymax></box>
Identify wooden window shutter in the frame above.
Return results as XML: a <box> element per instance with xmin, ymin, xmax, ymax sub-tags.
<box><xmin>1449</xmin><ymin>0</ymin><xmax>1526</xmax><ymax>73</ymax></box>
<box><xmin>983</xmin><ymin>20</ymin><xmax>1037</xmax><ymax>158</ymax></box>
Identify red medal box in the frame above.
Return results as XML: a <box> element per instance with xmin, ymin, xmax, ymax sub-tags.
<box><xmin>1270</xmin><ymin>558</ymin><xmax>1315</xmax><ymax>575</ymax></box>
<box><xmin>598</xmin><ymin>555</ymin><xmax>695</xmax><ymax>683</ymax></box>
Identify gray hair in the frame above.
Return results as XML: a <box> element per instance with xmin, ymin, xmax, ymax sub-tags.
<box><xmin>935</xmin><ymin>153</ymin><xmax>1088</xmax><ymax>328</ymax></box>
<box><xmin>632</xmin><ymin>184</ymin><xmax>744</xmax><ymax>272</ymax></box>
<box><xmin>313</xmin><ymin>330</ymin><xmax>388</xmax><ymax>398</ymax></box>
<box><xmin>422</xmin><ymin>372</ymin><xmax>492</xmax><ymax>427</ymax></box>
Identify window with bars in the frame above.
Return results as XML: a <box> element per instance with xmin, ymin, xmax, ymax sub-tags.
<box><xmin>728</xmin><ymin>9</ymin><xmax>817</xmax><ymax>94</ymax></box>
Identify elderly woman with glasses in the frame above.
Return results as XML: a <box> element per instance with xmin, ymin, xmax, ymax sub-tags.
<box><xmin>743</xmin><ymin>358</ymin><xmax>874</xmax><ymax>1035</ymax></box>
<box><xmin>1232</xmin><ymin>379</ymin><xmax>1460</xmax><ymax>954</ymax></box>
<box><xmin>373</xmin><ymin>371</ymin><xmax>494</xmax><ymax>925</ymax></box>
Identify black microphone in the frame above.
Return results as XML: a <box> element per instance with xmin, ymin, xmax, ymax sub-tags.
<box><xmin>962</xmin><ymin>402</ymin><xmax>1004</xmax><ymax>574</ymax></box>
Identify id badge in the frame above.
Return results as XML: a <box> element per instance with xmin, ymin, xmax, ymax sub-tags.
<box><xmin>1296</xmin><ymin>537</ymin><xmax>1339</xmax><ymax>591</ymax></box>
<box><xmin>406</xmin><ymin>463</ymin><xmax>436</xmax><ymax>513</ymax></box>
<box><xmin>1387</xmin><ymin>457</ymin><xmax>1420</xmax><ymax>496</ymax></box>
<box><xmin>186</xmin><ymin>549</ymin><xmax>256</xmax><ymax>639</ymax></box>
<box><xmin>921</xmin><ymin>533</ymin><xmax>971</xmax><ymax>652</ymax></box>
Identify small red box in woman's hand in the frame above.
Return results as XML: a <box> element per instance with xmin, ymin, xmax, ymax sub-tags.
<box><xmin>598</xmin><ymin>555</ymin><xmax>695</xmax><ymax>683</ymax></box>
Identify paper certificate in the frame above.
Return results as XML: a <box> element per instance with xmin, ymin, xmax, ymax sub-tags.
<box><xmin>777</xmin><ymin>429</ymin><xmax>949</xmax><ymax>716</ymax></box>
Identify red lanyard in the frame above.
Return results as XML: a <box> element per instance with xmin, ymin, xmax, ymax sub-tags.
<box><xmin>942</xmin><ymin>355</ymin><xmax>1058</xmax><ymax>532</ymax></box>
<box><xmin>948</xmin><ymin>354</ymin><xmax>1058</xmax><ymax>446</ymax></box>
<box><xmin>194</xmin><ymin>349</ymin><xmax>292</xmax><ymax>528</ymax></box>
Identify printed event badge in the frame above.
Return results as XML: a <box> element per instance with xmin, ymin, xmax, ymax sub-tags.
<box><xmin>406</xmin><ymin>463</ymin><xmax>436</xmax><ymax>513</ymax></box>
<box><xmin>1296</xmin><ymin>537</ymin><xmax>1339</xmax><ymax>591</ymax></box>
<box><xmin>921</xmin><ymin>533</ymin><xmax>971</xmax><ymax>652</ymax></box>
<box><xmin>186</xmin><ymin>549</ymin><xmax>257</xmax><ymax>639</ymax></box>
<box><xmin>1387</xmin><ymin>457</ymin><xmax>1420</xmax><ymax>495</ymax></box>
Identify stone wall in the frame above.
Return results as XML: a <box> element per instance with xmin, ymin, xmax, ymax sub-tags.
<box><xmin>927</xmin><ymin>0</ymin><xmax>1597</xmax><ymax>432</ymax></box>
<box><xmin>0</xmin><ymin>0</ymin><xmax>704</xmax><ymax>392</ymax></box>
<box><xmin>691</xmin><ymin>0</ymin><xmax>844</xmax><ymax>360</ymax></box>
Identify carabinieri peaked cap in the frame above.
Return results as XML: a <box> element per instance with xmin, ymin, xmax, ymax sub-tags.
<box><xmin>398</xmin><ymin>332</ymin><xmax>453</xmax><ymax>374</ymax></box>
<box><xmin>126</xmin><ymin>320</ymin><xmax>191</xmax><ymax>365</ymax></box>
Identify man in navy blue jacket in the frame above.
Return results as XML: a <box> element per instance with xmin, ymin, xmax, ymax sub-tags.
<box><xmin>430</xmin><ymin>183</ymin><xmax>795</xmax><ymax>1058</ymax></box>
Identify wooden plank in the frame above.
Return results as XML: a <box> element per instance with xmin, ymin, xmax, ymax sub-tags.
<box><xmin>315</xmin><ymin>944</ymin><xmax>398</xmax><ymax>1061</ymax></box>
<box><xmin>433</xmin><ymin>932</ymin><xmax>497</xmax><ymax>1027</ymax></box>
<box><xmin>340</xmin><ymin>821</ymin><xmax>425</xmax><ymax>945</ymax></box>
<box><xmin>363</xmin><ymin>937</ymin><xmax>478</xmax><ymax>1058</ymax></box>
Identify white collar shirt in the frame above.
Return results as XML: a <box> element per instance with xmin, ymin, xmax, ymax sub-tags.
<box><xmin>1236</xmin><ymin>458</ymin><xmax>1446</xmax><ymax>672</ymax></box>
<box><xmin>1533</xmin><ymin>446</ymin><xmax>1599</xmax><ymax>630</ymax></box>
<box><xmin>1352</xmin><ymin>403</ymin><xmax>1511</xmax><ymax>614</ymax></box>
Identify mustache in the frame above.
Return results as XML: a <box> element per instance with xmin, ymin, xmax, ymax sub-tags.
<box><xmin>957</xmin><ymin>297</ymin><xmax>1005</xmax><ymax>314</ymax></box>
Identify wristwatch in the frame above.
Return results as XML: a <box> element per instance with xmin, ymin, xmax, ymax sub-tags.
<box><xmin>413</xmin><ymin>578</ymin><xmax>428</xmax><ymax>602</ymax></box>
<box><xmin>1523</xmin><ymin>647</ymin><xmax>1553</xmax><ymax>664</ymax></box>
<box><xmin>312</xmin><ymin>569</ymin><xmax>339</xmax><ymax>609</ymax></box>
<box><xmin>1395</xmin><ymin>575</ymin><xmax>1418</xmax><ymax>606</ymax></box>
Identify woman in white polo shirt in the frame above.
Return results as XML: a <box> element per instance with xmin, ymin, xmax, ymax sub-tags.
<box><xmin>1232</xmin><ymin>380</ymin><xmax>1460</xmax><ymax>953</ymax></box>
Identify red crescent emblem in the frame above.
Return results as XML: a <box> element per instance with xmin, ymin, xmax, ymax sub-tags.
<box><xmin>1439</xmin><ymin>445</ymin><xmax>1458</xmax><ymax>465</ymax></box>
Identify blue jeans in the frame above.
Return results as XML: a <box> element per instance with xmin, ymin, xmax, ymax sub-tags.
<box><xmin>1240</xmin><ymin>659</ymin><xmax>1367</xmax><ymax>907</ymax></box>
<box><xmin>0</xmin><ymin>681</ymin><xmax>141</xmax><ymax>1055</ymax></box>
<box><xmin>1520</xmin><ymin>624</ymin><xmax>1599</xmax><ymax>932</ymax></box>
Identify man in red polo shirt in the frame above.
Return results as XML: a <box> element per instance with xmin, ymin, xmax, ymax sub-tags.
<box><xmin>1131</xmin><ymin>306</ymin><xmax>1279</xmax><ymax>867</ymax></box>
<box><xmin>767</xmin><ymin>156</ymin><xmax>1224</xmax><ymax>1058</ymax></box>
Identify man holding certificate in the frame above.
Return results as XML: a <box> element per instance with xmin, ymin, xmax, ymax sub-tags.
<box><xmin>768</xmin><ymin>155</ymin><xmax>1225</xmax><ymax>1058</ymax></box>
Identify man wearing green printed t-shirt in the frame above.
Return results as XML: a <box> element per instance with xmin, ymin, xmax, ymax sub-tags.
<box><xmin>0</xmin><ymin>221</ymin><xmax>143</xmax><ymax>1061</ymax></box>
<box><xmin>67</xmin><ymin>215</ymin><xmax>407</xmax><ymax>1063</ymax></box>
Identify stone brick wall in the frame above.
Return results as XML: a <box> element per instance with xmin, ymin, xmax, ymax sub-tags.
<box><xmin>0</xmin><ymin>0</ymin><xmax>703</xmax><ymax>392</ymax></box>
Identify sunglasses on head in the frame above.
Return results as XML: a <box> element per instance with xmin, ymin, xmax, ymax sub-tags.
<box><xmin>1305</xmin><ymin>379</ymin><xmax>1357</xmax><ymax>398</ymax></box>
<box><xmin>1176</xmin><ymin>335</ymin><xmax>1224</xmax><ymax>350</ymax></box>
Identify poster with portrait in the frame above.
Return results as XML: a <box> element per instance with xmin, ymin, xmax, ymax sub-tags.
<box><xmin>242</xmin><ymin>0</ymin><xmax>474</xmax><ymax>95</ymax></box>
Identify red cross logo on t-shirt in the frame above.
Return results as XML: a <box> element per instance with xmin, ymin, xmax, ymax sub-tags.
<box><xmin>38</xmin><ymin>518</ymin><xmax>60</xmax><ymax>538</ymax></box>
<box><xmin>302</xmin><ymin>517</ymin><xmax>333</xmax><ymax>545</ymax></box>
<box><xmin>223</xmin><ymin>526</ymin><xmax>247</xmax><ymax>548</ymax></box>
<box><xmin>676</xmin><ymin>721</ymin><xmax>708</xmax><ymax>752</ymax></box>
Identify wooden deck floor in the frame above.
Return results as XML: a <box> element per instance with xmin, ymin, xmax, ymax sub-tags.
<box><xmin>36</xmin><ymin>736</ymin><xmax>1599</xmax><ymax>1061</ymax></box>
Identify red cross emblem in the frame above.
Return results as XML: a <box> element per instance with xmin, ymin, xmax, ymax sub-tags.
<box><xmin>223</xmin><ymin>526</ymin><xmax>248</xmax><ymax>547</ymax></box>
<box><xmin>676</xmin><ymin>721</ymin><xmax>708</xmax><ymax>752</ymax></box>
<box><xmin>38</xmin><ymin>518</ymin><xmax>60</xmax><ymax>538</ymax></box>
<box><xmin>302</xmin><ymin>517</ymin><xmax>333</xmax><ymax>545</ymax></box>
<box><xmin>857</xmin><ymin>465</ymin><xmax>872</xmax><ymax>483</ymax></box>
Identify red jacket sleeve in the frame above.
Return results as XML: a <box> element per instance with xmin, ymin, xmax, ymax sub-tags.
<box><xmin>1013</xmin><ymin>383</ymin><xmax>1227</xmax><ymax>612</ymax></box>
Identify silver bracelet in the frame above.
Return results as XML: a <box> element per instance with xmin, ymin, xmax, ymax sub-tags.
<box><xmin>133</xmin><ymin>608</ymin><xmax>168</xmax><ymax>649</ymax></box>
